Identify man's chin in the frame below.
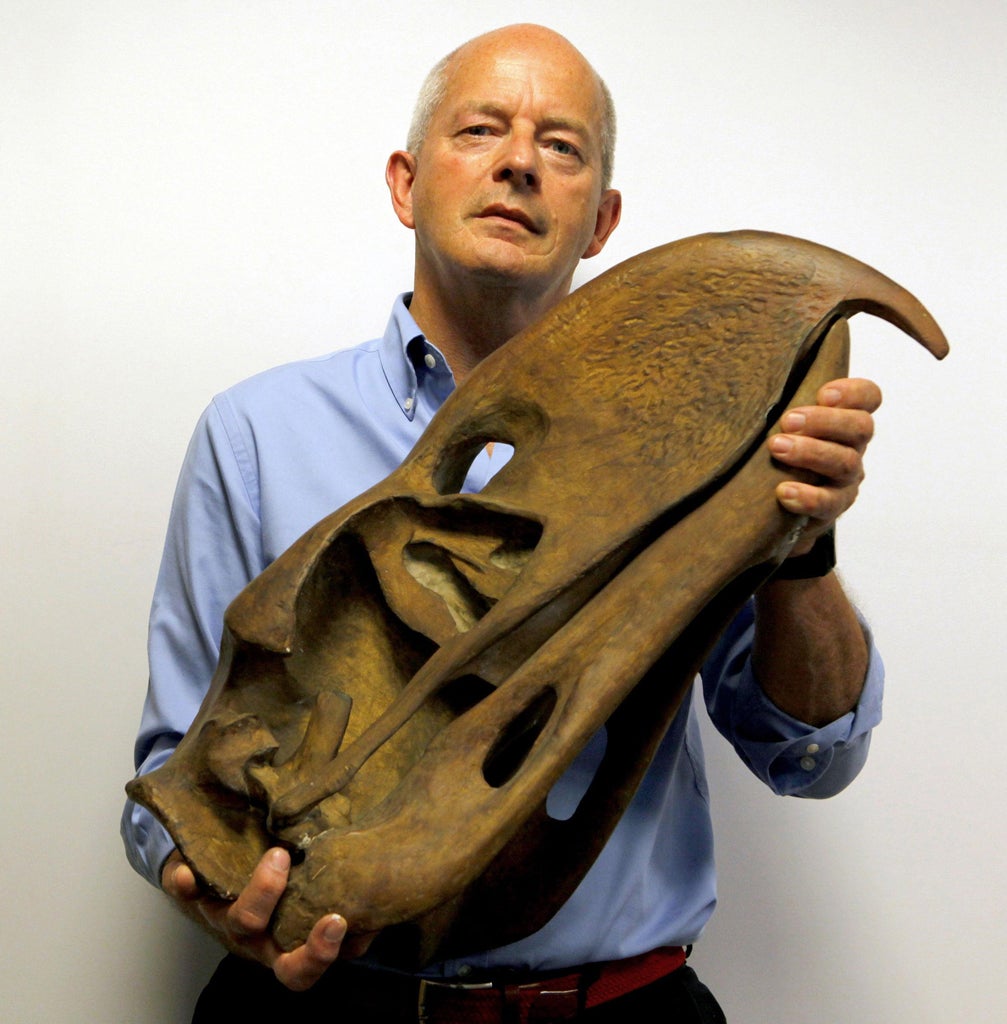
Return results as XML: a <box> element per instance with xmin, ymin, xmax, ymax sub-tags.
<box><xmin>467</xmin><ymin>239</ymin><xmax>562</xmax><ymax>284</ymax></box>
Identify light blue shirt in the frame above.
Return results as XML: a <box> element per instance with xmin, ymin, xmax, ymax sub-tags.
<box><xmin>122</xmin><ymin>294</ymin><xmax>883</xmax><ymax>973</ymax></box>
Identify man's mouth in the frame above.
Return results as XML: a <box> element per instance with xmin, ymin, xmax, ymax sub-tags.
<box><xmin>478</xmin><ymin>204</ymin><xmax>541</xmax><ymax>234</ymax></box>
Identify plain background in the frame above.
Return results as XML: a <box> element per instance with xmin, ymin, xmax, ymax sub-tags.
<box><xmin>3</xmin><ymin>1</ymin><xmax>1004</xmax><ymax>1021</ymax></box>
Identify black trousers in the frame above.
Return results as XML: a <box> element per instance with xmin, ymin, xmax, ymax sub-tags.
<box><xmin>192</xmin><ymin>953</ymin><xmax>727</xmax><ymax>1023</ymax></box>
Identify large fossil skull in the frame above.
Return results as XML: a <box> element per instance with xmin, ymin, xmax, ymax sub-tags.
<box><xmin>127</xmin><ymin>231</ymin><xmax>947</xmax><ymax>966</ymax></box>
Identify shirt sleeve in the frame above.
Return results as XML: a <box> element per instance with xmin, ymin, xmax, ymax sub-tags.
<box><xmin>701</xmin><ymin>598</ymin><xmax>884</xmax><ymax>798</ymax></box>
<box><xmin>121</xmin><ymin>398</ymin><xmax>264</xmax><ymax>887</ymax></box>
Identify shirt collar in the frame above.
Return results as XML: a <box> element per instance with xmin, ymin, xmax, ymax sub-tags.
<box><xmin>379</xmin><ymin>293</ymin><xmax>455</xmax><ymax>420</ymax></box>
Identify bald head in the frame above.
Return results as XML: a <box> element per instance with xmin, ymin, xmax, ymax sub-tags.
<box><xmin>406</xmin><ymin>24</ymin><xmax>617</xmax><ymax>190</ymax></box>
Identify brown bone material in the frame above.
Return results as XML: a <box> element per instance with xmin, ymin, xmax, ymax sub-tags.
<box><xmin>127</xmin><ymin>231</ymin><xmax>948</xmax><ymax>966</ymax></box>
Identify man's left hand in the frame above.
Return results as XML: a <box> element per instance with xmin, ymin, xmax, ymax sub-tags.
<box><xmin>768</xmin><ymin>377</ymin><xmax>883</xmax><ymax>555</ymax></box>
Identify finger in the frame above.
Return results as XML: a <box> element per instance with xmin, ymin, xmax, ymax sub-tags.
<box><xmin>776</xmin><ymin>479</ymin><xmax>853</xmax><ymax>523</ymax></box>
<box><xmin>162</xmin><ymin>853</ymin><xmax>200</xmax><ymax>901</ymax></box>
<box><xmin>272</xmin><ymin>915</ymin><xmax>347</xmax><ymax>992</ymax></box>
<box><xmin>776</xmin><ymin>406</ymin><xmax>875</xmax><ymax>452</ymax></box>
<box><xmin>769</xmin><ymin>433</ymin><xmax>865</xmax><ymax>486</ymax></box>
<box><xmin>226</xmin><ymin>848</ymin><xmax>290</xmax><ymax>940</ymax></box>
<box><xmin>816</xmin><ymin>377</ymin><xmax>883</xmax><ymax>414</ymax></box>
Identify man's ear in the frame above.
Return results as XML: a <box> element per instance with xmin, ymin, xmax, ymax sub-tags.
<box><xmin>386</xmin><ymin>150</ymin><xmax>418</xmax><ymax>230</ymax></box>
<box><xmin>582</xmin><ymin>189</ymin><xmax>622</xmax><ymax>259</ymax></box>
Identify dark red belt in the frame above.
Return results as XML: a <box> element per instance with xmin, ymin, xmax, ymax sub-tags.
<box><xmin>416</xmin><ymin>945</ymin><xmax>688</xmax><ymax>1023</ymax></box>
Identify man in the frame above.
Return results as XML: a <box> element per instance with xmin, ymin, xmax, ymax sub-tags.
<box><xmin>123</xmin><ymin>23</ymin><xmax>883</xmax><ymax>1022</ymax></box>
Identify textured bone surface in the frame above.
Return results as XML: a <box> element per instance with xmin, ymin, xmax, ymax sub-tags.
<box><xmin>127</xmin><ymin>231</ymin><xmax>947</xmax><ymax>966</ymax></box>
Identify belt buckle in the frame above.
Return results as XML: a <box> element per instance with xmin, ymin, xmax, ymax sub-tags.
<box><xmin>416</xmin><ymin>976</ymin><xmax>495</xmax><ymax>1023</ymax></box>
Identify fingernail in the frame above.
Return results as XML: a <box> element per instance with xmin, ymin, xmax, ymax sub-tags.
<box><xmin>779</xmin><ymin>484</ymin><xmax>801</xmax><ymax>509</ymax></box>
<box><xmin>266</xmin><ymin>848</ymin><xmax>288</xmax><ymax>870</ymax></box>
<box><xmin>770</xmin><ymin>435</ymin><xmax>793</xmax><ymax>455</ymax></box>
<box><xmin>822</xmin><ymin>388</ymin><xmax>841</xmax><ymax>406</ymax></box>
<box><xmin>782</xmin><ymin>412</ymin><xmax>806</xmax><ymax>431</ymax></box>
<box><xmin>324</xmin><ymin>916</ymin><xmax>346</xmax><ymax>943</ymax></box>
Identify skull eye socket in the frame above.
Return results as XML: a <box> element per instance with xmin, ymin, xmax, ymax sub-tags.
<box><xmin>482</xmin><ymin>686</ymin><xmax>558</xmax><ymax>788</ymax></box>
<box><xmin>433</xmin><ymin>438</ymin><xmax>515</xmax><ymax>495</ymax></box>
<box><xmin>430</xmin><ymin>399</ymin><xmax>547</xmax><ymax>495</ymax></box>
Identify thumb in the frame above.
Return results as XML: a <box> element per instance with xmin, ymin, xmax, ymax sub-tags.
<box><xmin>162</xmin><ymin>852</ymin><xmax>199</xmax><ymax>901</ymax></box>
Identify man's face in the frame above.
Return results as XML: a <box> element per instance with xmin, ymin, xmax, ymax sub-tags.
<box><xmin>393</xmin><ymin>29</ymin><xmax>620</xmax><ymax>306</ymax></box>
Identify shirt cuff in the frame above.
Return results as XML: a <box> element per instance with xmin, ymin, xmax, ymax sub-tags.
<box><xmin>712</xmin><ymin>614</ymin><xmax>884</xmax><ymax>797</ymax></box>
<box><xmin>121</xmin><ymin>796</ymin><xmax>178</xmax><ymax>889</ymax></box>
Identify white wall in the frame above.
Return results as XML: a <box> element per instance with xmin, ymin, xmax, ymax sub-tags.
<box><xmin>2</xmin><ymin>1</ymin><xmax>1003</xmax><ymax>1021</ymax></box>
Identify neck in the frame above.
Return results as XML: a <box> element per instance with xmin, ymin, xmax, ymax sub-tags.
<box><xmin>407</xmin><ymin>269</ymin><xmax>571</xmax><ymax>384</ymax></box>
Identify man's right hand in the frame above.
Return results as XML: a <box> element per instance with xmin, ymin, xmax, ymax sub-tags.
<box><xmin>161</xmin><ymin>847</ymin><xmax>348</xmax><ymax>992</ymax></box>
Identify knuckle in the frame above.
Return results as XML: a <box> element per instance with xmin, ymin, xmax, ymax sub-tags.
<box><xmin>228</xmin><ymin>904</ymin><xmax>267</xmax><ymax>938</ymax></box>
<box><xmin>255</xmin><ymin>873</ymin><xmax>286</xmax><ymax>902</ymax></box>
<box><xmin>809</xmin><ymin>488</ymin><xmax>831</xmax><ymax>517</ymax></box>
<box><xmin>837</xmin><ymin>447</ymin><xmax>861</xmax><ymax>479</ymax></box>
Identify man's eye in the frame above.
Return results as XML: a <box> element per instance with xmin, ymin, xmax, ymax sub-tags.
<box><xmin>548</xmin><ymin>139</ymin><xmax>578</xmax><ymax>157</ymax></box>
<box><xmin>463</xmin><ymin>125</ymin><xmax>493</xmax><ymax>137</ymax></box>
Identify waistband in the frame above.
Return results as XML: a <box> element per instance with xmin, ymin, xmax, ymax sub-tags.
<box><xmin>415</xmin><ymin>945</ymin><xmax>689</xmax><ymax>1023</ymax></box>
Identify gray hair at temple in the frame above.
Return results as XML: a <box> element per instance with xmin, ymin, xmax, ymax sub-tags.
<box><xmin>405</xmin><ymin>43</ymin><xmax>618</xmax><ymax>192</ymax></box>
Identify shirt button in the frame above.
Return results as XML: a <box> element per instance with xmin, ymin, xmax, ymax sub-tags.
<box><xmin>806</xmin><ymin>743</ymin><xmax>820</xmax><ymax>755</ymax></box>
<box><xmin>404</xmin><ymin>396</ymin><xmax>414</xmax><ymax>412</ymax></box>
<box><xmin>424</xmin><ymin>353</ymin><xmax>437</xmax><ymax>369</ymax></box>
<box><xmin>799</xmin><ymin>755</ymin><xmax>816</xmax><ymax>772</ymax></box>
<box><xmin>457</xmin><ymin>965</ymin><xmax>473</xmax><ymax>977</ymax></box>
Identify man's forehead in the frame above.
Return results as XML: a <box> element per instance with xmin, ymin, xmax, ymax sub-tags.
<box><xmin>437</xmin><ymin>45</ymin><xmax>604</xmax><ymax>131</ymax></box>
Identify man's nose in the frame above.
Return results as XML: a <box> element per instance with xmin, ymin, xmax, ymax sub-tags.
<box><xmin>494</xmin><ymin>132</ymin><xmax>539</xmax><ymax>188</ymax></box>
